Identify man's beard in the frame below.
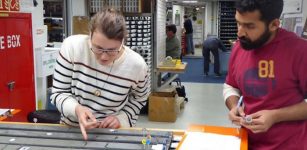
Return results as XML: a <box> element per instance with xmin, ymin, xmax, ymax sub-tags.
<box><xmin>239</xmin><ymin>27</ymin><xmax>271</xmax><ymax>50</ymax></box>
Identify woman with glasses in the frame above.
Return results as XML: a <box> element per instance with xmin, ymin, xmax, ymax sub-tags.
<box><xmin>51</xmin><ymin>8</ymin><xmax>149</xmax><ymax>140</ymax></box>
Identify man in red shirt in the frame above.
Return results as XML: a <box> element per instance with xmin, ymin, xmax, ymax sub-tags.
<box><xmin>223</xmin><ymin>0</ymin><xmax>307</xmax><ymax>149</ymax></box>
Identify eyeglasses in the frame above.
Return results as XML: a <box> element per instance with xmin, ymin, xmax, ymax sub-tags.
<box><xmin>91</xmin><ymin>39</ymin><xmax>124</xmax><ymax>56</ymax></box>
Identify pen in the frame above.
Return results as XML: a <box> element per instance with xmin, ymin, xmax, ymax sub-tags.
<box><xmin>237</xmin><ymin>96</ymin><xmax>251</xmax><ymax>121</ymax></box>
<box><xmin>236</xmin><ymin>96</ymin><xmax>243</xmax><ymax>112</ymax></box>
<box><xmin>236</xmin><ymin>96</ymin><xmax>243</xmax><ymax>136</ymax></box>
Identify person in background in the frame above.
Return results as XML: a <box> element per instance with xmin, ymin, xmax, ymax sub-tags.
<box><xmin>202</xmin><ymin>35</ymin><xmax>227</xmax><ymax>77</ymax></box>
<box><xmin>51</xmin><ymin>8</ymin><xmax>149</xmax><ymax>140</ymax></box>
<box><xmin>183</xmin><ymin>15</ymin><xmax>194</xmax><ymax>55</ymax></box>
<box><xmin>166</xmin><ymin>24</ymin><xmax>181</xmax><ymax>59</ymax></box>
<box><xmin>223</xmin><ymin>0</ymin><xmax>307</xmax><ymax>149</ymax></box>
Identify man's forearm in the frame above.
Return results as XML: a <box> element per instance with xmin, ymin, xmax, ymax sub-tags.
<box><xmin>226</xmin><ymin>95</ymin><xmax>240</xmax><ymax>110</ymax></box>
<box><xmin>223</xmin><ymin>83</ymin><xmax>241</xmax><ymax>110</ymax></box>
<box><xmin>273</xmin><ymin>101</ymin><xmax>307</xmax><ymax>123</ymax></box>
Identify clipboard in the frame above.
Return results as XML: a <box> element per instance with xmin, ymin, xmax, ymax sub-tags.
<box><xmin>176</xmin><ymin>124</ymin><xmax>248</xmax><ymax>150</ymax></box>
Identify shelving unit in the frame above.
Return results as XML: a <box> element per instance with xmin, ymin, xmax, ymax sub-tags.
<box><xmin>193</xmin><ymin>20</ymin><xmax>204</xmax><ymax>47</ymax></box>
<box><xmin>89</xmin><ymin>0</ymin><xmax>140</xmax><ymax>13</ymax></box>
<box><xmin>125</xmin><ymin>14</ymin><xmax>153</xmax><ymax>91</ymax></box>
<box><xmin>218</xmin><ymin>1</ymin><xmax>237</xmax><ymax>50</ymax></box>
<box><xmin>43</xmin><ymin>0</ymin><xmax>65</xmax><ymax>42</ymax></box>
<box><xmin>44</xmin><ymin>17</ymin><xmax>64</xmax><ymax>42</ymax></box>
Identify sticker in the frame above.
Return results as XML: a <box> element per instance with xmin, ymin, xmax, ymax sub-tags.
<box><xmin>9</xmin><ymin>138</ymin><xmax>15</xmax><ymax>142</ymax></box>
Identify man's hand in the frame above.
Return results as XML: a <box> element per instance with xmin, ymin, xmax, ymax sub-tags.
<box><xmin>240</xmin><ymin>110</ymin><xmax>277</xmax><ymax>133</ymax></box>
<box><xmin>75</xmin><ymin>105</ymin><xmax>99</xmax><ymax>140</ymax></box>
<box><xmin>97</xmin><ymin>116</ymin><xmax>121</xmax><ymax>129</ymax></box>
<box><xmin>229</xmin><ymin>106</ymin><xmax>245</xmax><ymax>126</ymax></box>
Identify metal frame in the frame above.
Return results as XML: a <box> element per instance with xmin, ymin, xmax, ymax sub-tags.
<box><xmin>0</xmin><ymin>123</ymin><xmax>173</xmax><ymax>150</ymax></box>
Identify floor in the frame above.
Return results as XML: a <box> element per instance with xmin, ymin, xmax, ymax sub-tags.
<box><xmin>136</xmin><ymin>82</ymin><xmax>235</xmax><ymax>130</ymax></box>
<box><xmin>184</xmin><ymin>48</ymin><xmax>203</xmax><ymax>58</ymax></box>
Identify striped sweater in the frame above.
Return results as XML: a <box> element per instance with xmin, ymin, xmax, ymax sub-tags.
<box><xmin>51</xmin><ymin>35</ymin><xmax>149</xmax><ymax>127</ymax></box>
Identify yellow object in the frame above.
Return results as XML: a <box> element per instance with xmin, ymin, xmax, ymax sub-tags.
<box><xmin>176</xmin><ymin>59</ymin><xmax>182</xmax><ymax>65</ymax></box>
<box><xmin>37</xmin><ymin>99</ymin><xmax>42</xmax><ymax>110</ymax></box>
<box><xmin>142</xmin><ymin>139</ymin><xmax>146</xmax><ymax>144</ymax></box>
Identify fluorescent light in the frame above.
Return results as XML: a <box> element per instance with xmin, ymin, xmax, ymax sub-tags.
<box><xmin>182</xmin><ymin>1</ymin><xmax>198</xmax><ymax>3</ymax></box>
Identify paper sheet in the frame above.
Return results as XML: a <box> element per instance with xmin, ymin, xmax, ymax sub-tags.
<box><xmin>179</xmin><ymin>132</ymin><xmax>241</xmax><ymax>150</ymax></box>
<box><xmin>0</xmin><ymin>109</ymin><xmax>10</xmax><ymax>116</ymax></box>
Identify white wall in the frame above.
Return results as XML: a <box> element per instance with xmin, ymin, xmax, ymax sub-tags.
<box><xmin>201</xmin><ymin>7</ymin><xmax>206</xmax><ymax>41</ymax></box>
<box><xmin>72</xmin><ymin>0</ymin><xmax>87</xmax><ymax>16</ymax></box>
<box><xmin>194</xmin><ymin>7</ymin><xmax>205</xmax><ymax>46</ymax></box>
<box><xmin>155</xmin><ymin>0</ymin><xmax>167</xmax><ymax>64</ymax></box>
<box><xmin>20</xmin><ymin>0</ymin><xmax>48</xmax><ymax>109</ymax></box>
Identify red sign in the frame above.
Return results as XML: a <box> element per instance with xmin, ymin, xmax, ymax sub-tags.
<box><xmin>0</xmin><ymin>0</ymin><xmax>20</xmax><ymax>12</ymax></box>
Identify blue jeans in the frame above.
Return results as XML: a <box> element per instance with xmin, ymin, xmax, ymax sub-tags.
<box><xmin>186</xmin><ymin>33</ymin><xmax>194</xmax><ymax>54</ymax></box>
<box><xmin>203</xmin><ymin>47</ymin><xmax>220</xmax><ymax>74</ymax></box>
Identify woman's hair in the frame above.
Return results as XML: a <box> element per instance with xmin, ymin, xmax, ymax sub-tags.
<box><xmin>89</xmin><ymin>8</ymin><xmax>127</xmax><ymax>41</ymax></box>
<box><xmin>235</xmin><ymin>0</ymin><xmax>283</xmax><ymax>25</ymax></box>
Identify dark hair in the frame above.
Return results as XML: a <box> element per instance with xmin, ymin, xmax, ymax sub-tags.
<box><xmin>184</xmin><ymin>15</ymin><xmax>188</xmax><ymax>19</ymax></box>
<box><xmin>89</xmin><ymin>8</ymin><xmax>127</xmax><ymax>41</ymax></box>
<box><xmin>166</xmin><ymin>24</ymin><xmax>177</xmax><ymax>34</ymax></box>
<box><xmin>235</xmin><ymin>0</ymin><xmax>283</xmax><ymax>24</ymax></box>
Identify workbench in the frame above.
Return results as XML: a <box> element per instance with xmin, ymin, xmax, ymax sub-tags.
<box><xmin>0</xmin><ymin>122</ymin><xmax>248</xmax><ymax>150</ymax></box>
<box><xmin>0</xmin><ymin>122</ymin><xmax>173</xmax><ymax>150</ymax></box>
<box><xmin>155</xmin><ymin>62</ymin><xmax>187</xmax><ymax>91</ymax></box>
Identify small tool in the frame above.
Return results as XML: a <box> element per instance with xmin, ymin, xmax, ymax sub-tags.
<box><xmin>244</xmin><ymin>115</ymin><xmax>253</xmax><ymax>124</ymax></box>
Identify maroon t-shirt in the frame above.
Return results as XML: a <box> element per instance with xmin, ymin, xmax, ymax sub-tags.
<box><xmin>226</xmin><ymin>28</ymin><xmax>307</xmax><ymax>150</ymax></box>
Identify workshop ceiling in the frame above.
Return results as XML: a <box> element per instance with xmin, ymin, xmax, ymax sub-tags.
<box><xmin>167</xmin><ymin>0</ymin><xmax>236</xmax><ymax>6</ymax></box>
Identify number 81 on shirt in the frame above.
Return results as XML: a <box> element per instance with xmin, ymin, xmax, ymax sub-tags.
<box><xmin>258</xmin><ymin>60</ymin><xmax>275</xmax><ymax>78</ymax></box>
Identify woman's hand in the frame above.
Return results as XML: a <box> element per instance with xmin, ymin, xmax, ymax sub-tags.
<box><xmin>97</xmin><ymin>116</ymin><xmax>121</xmax><ymax>129</ymax></box>
<box><xmin>75</xmin><ymin>105</ymin><xmax>99</xmax><ymax>140</ymax></box>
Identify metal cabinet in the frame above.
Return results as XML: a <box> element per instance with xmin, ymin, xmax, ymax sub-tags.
<box><xmin>0</xmin><ymin>13</ymin><xmax>36</xmax><ymax>121</ymax></box>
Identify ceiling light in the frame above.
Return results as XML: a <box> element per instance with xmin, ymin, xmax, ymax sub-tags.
<box><xmin>182</xmin><ymin>1</ymin><xmax>198</xmax><ymax>3</ymax></box>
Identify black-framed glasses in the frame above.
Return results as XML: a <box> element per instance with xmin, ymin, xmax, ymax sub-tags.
<box><xmin>91</xmin><ymin>39</ymin><xmax>124</xmax><ymax>56</ymax></box>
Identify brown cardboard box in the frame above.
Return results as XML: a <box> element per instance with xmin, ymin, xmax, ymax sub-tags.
<box><xmin>73</xmin><ymin>16</ymin><xmax>89</xmax><ymax>35</ymax></box>
<box><xmin>149</xmin><ymin>92</ymin><xmax>177</xmax><ymax>122</ymax></box>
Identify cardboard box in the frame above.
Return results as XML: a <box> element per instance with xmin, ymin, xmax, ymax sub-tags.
<box><xmin>149</xmin><ymin>92</ymin><xmax>177</xmax><ymax>122</ymax></box>
<box><xmin>73</xmin><ymin>16</ymin><xmax>89</xmax><ymax>35</ymax></box>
